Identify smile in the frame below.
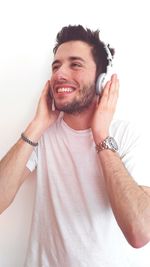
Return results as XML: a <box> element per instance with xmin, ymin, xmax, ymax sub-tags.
<box><xmin>57</xmin><ymin>87</ymin><xmax>75</xmax><ymax>93</ymax></box>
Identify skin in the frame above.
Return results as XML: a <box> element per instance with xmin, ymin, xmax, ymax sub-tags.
<box><xmin>0</xmin><ymin>40</ymin><xmax>150</xmax><ymax>248</ymax></box>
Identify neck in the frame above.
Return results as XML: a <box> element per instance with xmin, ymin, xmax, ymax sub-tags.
<box><xmin>63</xmin><ymin>99</ymin><xmax>97</xmax><ymax>130</ymax></box>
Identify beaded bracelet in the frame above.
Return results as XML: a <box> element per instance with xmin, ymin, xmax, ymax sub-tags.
<box><xmin>21</xmin><ymin>133</ymin><xmax>38</xmax><ymax>147</ymax></box>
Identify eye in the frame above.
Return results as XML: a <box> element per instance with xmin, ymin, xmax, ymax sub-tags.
<box><xmin>52</xmin><ymin>65</ymin><xmax>60</xmax><ymax>72</ymax></box>
<box><xmin>71</xmin><ymin>62</ymin><xmax>82</xmax><ymax>68</ymax></box>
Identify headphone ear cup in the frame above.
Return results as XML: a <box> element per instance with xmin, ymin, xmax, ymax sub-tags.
<box><xmin>95</xmin><ymin>73</ymin><xmax>106</xmax><ymax>95</ymax></box>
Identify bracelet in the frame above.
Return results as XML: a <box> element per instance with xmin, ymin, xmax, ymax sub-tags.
<box><xmin>21</xmin><ymin>133</ymin><xmax>38</xmax><ymax>147</ymax></box>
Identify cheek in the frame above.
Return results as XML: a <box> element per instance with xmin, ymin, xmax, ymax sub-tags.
<box><xmin>75</xmin><ymin>72</ymin><xmax>88</xmax><ymax>85</ymax></box>
<box><xmin>78</xmin><ymin>68</ymin><xmax>96</xmax><ymax>82</ymax></box>
<box><xmin>78</xmin><ymin>74</ymin><xmax>95</xmax><ymax>88</ymax></box>
<box><xmin>49</xmin><ymin>79</ymin><xmax>55</xmax><ymax>93</ymax></box>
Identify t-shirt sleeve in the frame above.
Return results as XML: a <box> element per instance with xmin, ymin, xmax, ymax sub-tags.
<box><xmin>112</xmin><ymin>121</ymin><xmax>150</xmax><ymax>186</ymax></box>
<box><xmin>26</xmin><ymin>147</ymin><xmax>38</xmax><ymax>172</ymax></box>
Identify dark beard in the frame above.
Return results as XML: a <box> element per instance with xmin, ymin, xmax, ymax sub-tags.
<box><xmin>55</xmin><ymin>83</ymin><xmax>96</xmax><ymax>114</ymax></box>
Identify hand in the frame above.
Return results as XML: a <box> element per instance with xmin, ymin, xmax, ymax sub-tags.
<box><xmin>33</xmin><ymin>80</ymin><xmax>60</xmax><ymax>133</ymax></box>
<box><xmin>91</xmin><ymin>74</ymin><xmax>119</xmax><ymax>144</ymax></box>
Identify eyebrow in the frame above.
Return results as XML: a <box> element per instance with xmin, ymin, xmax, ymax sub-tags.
<box><xmin>52</xmin><ymin>56</ymin><xmax>86</xmax><ymax>66</ymax></box>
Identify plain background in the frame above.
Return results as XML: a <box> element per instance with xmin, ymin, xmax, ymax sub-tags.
<box><xmin>0</xmin><ymin>0</ymin><xmax>150</xmax><ymax>266</ymax></box>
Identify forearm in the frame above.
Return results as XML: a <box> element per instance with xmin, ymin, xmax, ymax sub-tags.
<box><xmin>0</xmin><ymin>120</ymin><xmax>43</xmax><ymax>214</ymax></box>
<box><xmin>98</xmin><ymin>150</ymin><xmax>150</xmax><ymax>248</ymax></box>
<box><xmin>0</xmin><ymin>80</ymin><xmax>58</xmax><ymax>214</ymax></box>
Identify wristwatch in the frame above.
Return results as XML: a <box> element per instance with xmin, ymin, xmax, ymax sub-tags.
<box><xmin>96</xmin><ymin>136</ymin><xmax>118</xmax><ymax>153</ymax></box>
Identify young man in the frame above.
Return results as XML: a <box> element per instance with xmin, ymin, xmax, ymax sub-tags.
<box><xmin>0</xmin><ymin>25</ymin><xmax>150</xmax><ymax>267</ymax></box>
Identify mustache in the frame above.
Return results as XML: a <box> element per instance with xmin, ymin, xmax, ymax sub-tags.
<box><xmin>53</xmin><ymin>80</ymin><xmax>78</xmax><ymax>87</ymax></box>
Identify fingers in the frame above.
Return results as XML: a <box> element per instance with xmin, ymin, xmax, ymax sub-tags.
<box><xmin>98</xmin><ymin>74</ymin><xmax>119</xmax><ymax>108</ymax></box>
<box><xmin>108</xmin><ymin>74</ymin><xmax>119</xmax><ymax>105</ymax></box>
<box><xmin>39</xmin><ymin>80</ymin><xmax>53</xmax><ymax>111</ymax></box>
<box><xmin>42</xmin><ymin>80</ymin><xmax>52</xmax><ymax>97</ymax></box>
<box><xmin>98</xmin><ymin>80</ymin><xmax>111</xmax><ymax>104</ymax></box>
<box><xmin>42</xmin><ymin>80</ymin><xmax>53</xmax><ymax>99</ymax></box>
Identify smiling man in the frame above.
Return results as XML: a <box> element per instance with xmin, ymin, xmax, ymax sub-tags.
<box><xmin>0</xmin><ymin>25</ymin><xmax>150</xmax><ymax>267</ymax></box>
<box><xmin>51</xmin><ymin>41</ymin><xmax>97</xmax><ymax>114</ymax></box>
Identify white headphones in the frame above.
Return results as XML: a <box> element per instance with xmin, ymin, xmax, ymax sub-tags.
<box><xmin>95</xmin><ymin>44</ymin><xmax>113</xmax><ymax>95</ymax></box>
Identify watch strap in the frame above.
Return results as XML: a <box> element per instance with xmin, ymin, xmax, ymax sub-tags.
<box><xmin>95</xmin><ymin>136</ymin><xmax>118</xmax><ymax>153</ymax></box>
<box><xmin>95</xmin><ymin>138</ymin><xmax>108</xmax><ymax>153</ymax></box>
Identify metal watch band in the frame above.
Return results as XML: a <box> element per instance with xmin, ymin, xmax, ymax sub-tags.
<box><xmin>95</xmin><ymin>141</ymin><xmax>106</xmax><ymax>153</ymax></box>
<box><xmin>21</xmin><ymin>133</ymin><xmax>38</xmax><ymax>147</ymax></box>
<box><xmin>95</xmin><ymin>136</ymin><xmax>118</xmax><ymax>153</ymax></box>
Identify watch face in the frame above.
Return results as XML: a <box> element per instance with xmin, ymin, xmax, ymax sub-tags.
<box><xmin>106</xmin><ymin>137</ymin><xmax>118</xmax><ymax>151</ymax></box>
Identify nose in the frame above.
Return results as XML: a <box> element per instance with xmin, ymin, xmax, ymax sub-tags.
<box><xmin>53</xmin><ymin>65</ymin><xmax>68</xmax><ymax>81</ymax></box>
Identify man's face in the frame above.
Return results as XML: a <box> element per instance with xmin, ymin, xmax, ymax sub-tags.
<box><xmin>50</xmin><ymin>41</ymin><xmax>97</xmax><ymax>114</ymax></box>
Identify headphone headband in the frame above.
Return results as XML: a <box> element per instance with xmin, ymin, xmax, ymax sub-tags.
<box><xmin>103</xmin><ymin>44</ymin><xmax>113</xmax><ymax>66</ymax></box>
<box><xmin>95</xmin><ymin>43</ymin><xmax>114</xmax><ymax>95</ymax></box>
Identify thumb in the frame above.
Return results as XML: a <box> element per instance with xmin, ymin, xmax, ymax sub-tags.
<box><xmin>46</xmin><ymin>80</ymin><xmax>54</xmax><ymax>111</ymax></box>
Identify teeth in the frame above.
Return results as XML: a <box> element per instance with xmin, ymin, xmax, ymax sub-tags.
<box><xmin>57</xmin><ymin>87</ymin><xmax>74</xmax><ymax>93</ymax></box>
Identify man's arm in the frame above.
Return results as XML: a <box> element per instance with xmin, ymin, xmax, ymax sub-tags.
<box><xmin>0</xmin><ymin>81</ymin><xmax>59</xmax><ymax>214</ymax></box>
<box><xmin>0</xmin><ymin>121</ymin><xmax>40</xmax><ymax>214</ymax></box>
<box><xmin>98</xmin><ymin>149</ymin><xmax>150</xmax><ymax>248</ymax></box>
<box><xmin>141</xmin><ymin>186</ymin><xmax>150</xmax><ymax>197</ymax></box>
<box><xmin>91</xmin><ymin>74</ymin><xmax>150</xmax><ymax>248</ymax></box>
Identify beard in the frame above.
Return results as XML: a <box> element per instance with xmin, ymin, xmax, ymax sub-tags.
<box><xmin>54</xmin><ymin>82</ymin><xmax>96</xmax><ymax>114</ymax></box>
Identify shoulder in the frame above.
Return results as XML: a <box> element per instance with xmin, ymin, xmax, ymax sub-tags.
<box><xmin>110</xmin><ymin>119</ymin><xmax>140</xmax><ymax>141</ymax></box>
<box><xmin>110</xmin><ymin>120</ymin><xmax>138</xmax><ymax>136</ymax></box>
<box><xmin>110</xmin><ymin>120</ymin><xmax>141</xmax><ymax>157</ymax></box>
<box><xmin>111</xmin><ymin>120</ymin><xmax>150</xmax><ymax>186</ymax></box>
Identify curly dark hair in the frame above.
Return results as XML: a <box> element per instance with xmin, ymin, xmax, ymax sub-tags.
<box><xmin>53</xmin><ymin>25</ymin><xmax>115</xmax><ymax>77</ymax></box>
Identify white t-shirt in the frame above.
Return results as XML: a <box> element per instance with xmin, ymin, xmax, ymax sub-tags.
<box><xmin>24</xmin><ymin>114</ymin><xmax>150</xmax><ymax>267</ymax></box>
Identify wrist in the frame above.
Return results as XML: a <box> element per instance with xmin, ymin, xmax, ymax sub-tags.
<box><xmin>93</xmin><ymin>131</ymin><xmax>109</xmax><ymax>145</ymax></box>
<box><xmin>24</xmin><ymin>120</ymin><xmax>45</xmax><ymax>143</ymax></box>
<box><xmin>95</xmin><ymin>136</ymin><xmax>118</xmax><ymax>153</ymax></box>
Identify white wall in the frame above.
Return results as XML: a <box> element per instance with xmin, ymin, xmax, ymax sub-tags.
<box><xmin>0</xmin><ymin>0</ymin><xmax>150</xmax><ymax>266</ymax></box>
